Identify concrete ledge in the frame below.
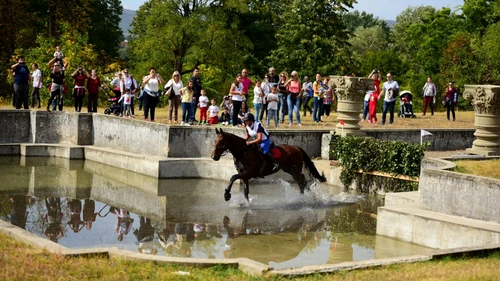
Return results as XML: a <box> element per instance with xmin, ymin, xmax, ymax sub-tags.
<box><xmin>385</xmin><ymin>192</ymin><xmax>420</xmax><ymax>207</ymax></box>
<box><xmin>21</xmin><ymin>143</ymin><xmax>85</xmax><ymax>159</ymax></box>
<box><xmin>377</xmin><ymin>205</ymin><xmax>500</xmax><ymax>249</ymax></box>
<box><xmin>268</xmin><ymin>255</ymin><xmax>432</xmax><ymax>277</ymax></box>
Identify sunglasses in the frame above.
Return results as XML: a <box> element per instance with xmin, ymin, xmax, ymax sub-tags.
<box><xmin>124</xmin><ymin>72</ymin><xmax>129</xmax><ymax>74</ymax></box>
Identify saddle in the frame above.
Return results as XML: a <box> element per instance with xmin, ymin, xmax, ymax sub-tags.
<box><xmin>270</xmin><ymin>147</ymin><xmax>281</xmax><ymax>159</ymax></box>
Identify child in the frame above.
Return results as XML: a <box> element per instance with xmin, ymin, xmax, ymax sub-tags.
<box><xmin>368</xmin><ymin>85</ymin><xmax>378</xmax><ymax>123</ymax></box>
<box><xmin>198</xmin><ymin>89</ymin><xmax>209</xmax><ymax>125</ymax></box>
<box><xmin>118</xmin><ymin>89</ymin><xmax>132</xmax><ymax>117</ymax></box>
<box><xmin>253</xmin><ymin>80</ymin><xmax>263</xmax><ymax>121</ymax></box>
<box><xmin>266</xmin><ymin>85</ymin><xmax>279</xmax><ymax>127</ymax></box>
<box><xmin>208</xmin><ymin>99</ymin><xmax>219</xmax><ymax>125</ymax></box>
<box><xmin>53</xmin><ymin>46</ymin><xmax>64</xmax><ymax>70</ymax></box>
<box><xmin>220</xmin><ymin>106</ymin><xmax>230</xmax><ymax>125</ymax></box>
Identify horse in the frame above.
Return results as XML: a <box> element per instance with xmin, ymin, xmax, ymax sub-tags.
<box><xmin>211</xmin><ymin>128</ymin><xmax>326</xmax><ymax>202</ymax></box>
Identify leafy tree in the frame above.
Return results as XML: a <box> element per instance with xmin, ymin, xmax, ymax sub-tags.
<box><xmin>343</xmin><ymin>10</ymin><xmax>390</xmax><ymax>40</ymax></box>
<box><xmin>268</xmin><ymin>0</ymin><xmax>356</xmax><ymax>76</ymax></box>
<box><xmin>128</xmin><ymin>0</ymin><xmax>250</xmax><ymax>79</ymax></box>
<box><xmin>348</xmin><ymin>26</ymin><xmax>389</xmax><ymax>56</ymax></box>
<box><xmin>87</xmin><ymin>0</ymin><xmax>124</xmax><ymax>58</ymax></box>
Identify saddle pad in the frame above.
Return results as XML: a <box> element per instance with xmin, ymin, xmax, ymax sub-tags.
<box><xmin>270</xmin><ymin>147</ymin><xmax>281</xmax><ymax>159</ymax></box>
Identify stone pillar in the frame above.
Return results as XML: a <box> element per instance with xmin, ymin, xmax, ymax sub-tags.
<box><xmin>329</xmin><ymin>76</ymin><xmax>374</xmax><ymax>136</ymax></box>
<box><xmin>463</xmin><ymin>85</ymin><xmax>500</xmax><ymax>156</ymax></box>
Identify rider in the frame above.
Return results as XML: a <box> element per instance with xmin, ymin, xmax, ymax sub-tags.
<box><xmin>243</xmin><ymin>112</ymin><xmax>280</xmax><ymax>172</ymax></box>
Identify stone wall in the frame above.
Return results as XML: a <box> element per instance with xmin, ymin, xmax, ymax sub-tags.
<box><xmin>0</xmin><ymin>111</ymin><xmax>475</xmax><ymax>159</ymax></box>
<box><xmin>419</xmin><ymin>157</ymin><xmax>500</xmax><ymax>223</ymax></box>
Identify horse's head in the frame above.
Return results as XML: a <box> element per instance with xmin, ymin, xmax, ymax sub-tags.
<box><xmin>211</xmin><ymin>128</ymin><xmax>227</xmax><ymax>161</ymax></box>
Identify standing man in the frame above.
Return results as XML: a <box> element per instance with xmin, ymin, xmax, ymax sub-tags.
<box><xmin>120</xmin><ymin>69</ymin><xmax>138</xmax><ymax>117</ymax></box>
<box><xmin>240</xmin><ymin>69</ymin><xmax>253</xmax><ymax>102</ymax></box>
<box><xmin>31</xmin><ymin>63</ymin><xmax>42</xmax><ymax>108</ymax></box>
<box><xmin>422</xmin><ymin>77</ymin><xmax>436</xmax><ymax>116</ymax></box>
<box><xmin>268</xmin><ymin>67</ymin><xmax>279</xmax><ymax>88</ymax></box>
<box><xmin>11</xmin><ymin>56</ymin><xmax>31</xmax><ymax>110</ymax></box>
<box><xmin>189</xmin><ymin>67</ymin><xmax>202</xmax><ymax>124</ymax></box>
<box><xmin>380</xmin><ymin>72</ymin><xmax>399</xmax><ymax>125</ymax></box>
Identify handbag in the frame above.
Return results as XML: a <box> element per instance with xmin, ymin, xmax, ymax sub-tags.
<box><xmin>165</xmin><ymin>86</ymin><xmax>175</xmax><ymax>99</ymax></box>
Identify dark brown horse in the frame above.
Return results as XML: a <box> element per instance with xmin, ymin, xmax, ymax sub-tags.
<box><xmin>211</xmin><ymin>128</ymin><xmax>326</xmax><ymax>202</ymax></box>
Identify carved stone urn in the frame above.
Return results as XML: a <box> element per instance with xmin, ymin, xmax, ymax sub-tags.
<box><xmin>463</xmin><ymin>85</ymin><xmax>500</xmax><ymax>156</ymax></box>
<box><xmin>329</xmin><ymin>76</ymin><xmax>374</xmax><ymax>136</ymax></box>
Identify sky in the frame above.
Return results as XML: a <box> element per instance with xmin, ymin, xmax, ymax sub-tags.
<box><xmin>121</xmin><ymin>0</ymin><xmax>464</xmax><ymax>21</ymax></box>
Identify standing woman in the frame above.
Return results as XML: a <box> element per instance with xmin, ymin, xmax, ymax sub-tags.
<box><xmin>86</xmin><ymin>70</ymin><xmax>101</xmax><ymax>113</ymax></box>
<box><xmin>179</xmin><ymin>80</ymin><xmax>195</xmax><ymax>126</ymax></box>
<box><xmin>31</xmin><ymin>63</ymin><xmax>43</xmax><ymax>108</ymax></box>
<box><xmin>285</xmin><ymin>71</ymin><xmax>302</xmax><ymax>126</ymax></box>
<box><xmin>165</xmin><ymin>71</ymin><xmax>183</xmax><ymax>124</ymax></box>
<box><xmin>278</xmin><ymin>72</ymin><xmax>289</xmax><ymax>123</ymax></box>
<box><xmin>142</xmin><ymin>67</ymin><xmax>164</xmax><ymax>122</ymax></box>
<box><xmin>442</xmin><ymin>82</ymin><xmax>458</xmax><ymax>121</ymax></box>
<box><xmin>71</xmin><ymin>67</ymin><xmax>89</xmax><ymax>112</ymax></box>
<box><xmin>229</xmin><ymin>74</ymin><xmax>244</xmax><ymax>127</ymax></box>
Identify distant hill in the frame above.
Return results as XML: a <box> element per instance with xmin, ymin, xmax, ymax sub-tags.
<box><xmin>386</xmin><ymin>20</ymin><xmax>397</xmax><ymax>28</ymax></box>
<box><xmin>120</xmin><ymin>9</ymin><xmax>136</xmax><ymax>38</ymax></box>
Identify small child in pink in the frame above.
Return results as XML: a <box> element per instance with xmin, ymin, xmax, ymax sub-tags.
<box><xmin>208</xmin><ymin>99</ymin><xmax>219</xmax><ymax>125</ymax></box>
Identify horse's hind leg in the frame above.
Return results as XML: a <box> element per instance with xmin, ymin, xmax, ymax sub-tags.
<box><xmin>292</xmin><ymin>172</ymin><xmax>308</xmax><ymax>194</ymax></box>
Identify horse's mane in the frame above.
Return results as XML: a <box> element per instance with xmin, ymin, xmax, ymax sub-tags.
<box><xmin>222</xmin><ymin>131</ymin><xmax>246</xmax><ymax>146</ymax></box>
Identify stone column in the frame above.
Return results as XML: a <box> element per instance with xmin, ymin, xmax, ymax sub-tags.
<box><xmin>329</xmin><ymin>76</ymin><xmax>374</xmax><ymax>136</ymax></box>
<box><xmin>463</xmin><ymin>85</ymin><xmax>500</xmax><ymax>156</ymax></box>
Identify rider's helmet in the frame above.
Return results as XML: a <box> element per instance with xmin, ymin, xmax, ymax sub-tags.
<box><xmin>243</xmin><ymin>112</ymin><xmax>255</xmax><ymax>122</ymax></box>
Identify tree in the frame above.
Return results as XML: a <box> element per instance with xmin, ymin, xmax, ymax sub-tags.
<box><xmin>87</xmin><ymin>0</ymin><xmax>124</xmax><ymax>58</ymax></box>
<box><xmin>343</xmin><ymin>10</ymin><xmax>390</xmax><ymax>40</ymax></box>
<box><xmin>128</xmin><ymin>0</ymin><xmax>250</xmax><ymax>77</ymax></box>
<box><xmin>268</xmin><ymin>0</ymin><xmax>356</xmax><ymax>76</ymax></box>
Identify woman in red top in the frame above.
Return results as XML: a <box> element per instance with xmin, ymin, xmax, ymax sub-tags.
<box><xmin>87</xmin><ymin>70</ymin><xmax>102</xmax><ymax>113</ymax></box>
<box><xmin>442</xmin><ymin>82</ymin><xmax>458</xmax><ymax>121</ymax></box>
<box><xmin>71</xmin><ymin>67</ymin><xmax>89</xmax><ymax>112</ymax></box>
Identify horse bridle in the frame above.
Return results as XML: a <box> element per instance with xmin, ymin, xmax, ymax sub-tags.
<box><xmin>214</xmin><ymin>137</ymin><xmax>229</xmax><ymax>157</ymax></box>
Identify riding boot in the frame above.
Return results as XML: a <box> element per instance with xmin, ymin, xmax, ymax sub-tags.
<box><xmin>264</xmin><ymin>152</ymin><xmax>279</xmax><ymax>172</ymax></box>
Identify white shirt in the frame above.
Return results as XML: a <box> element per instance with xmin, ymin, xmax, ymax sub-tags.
<box><xmin>144</xmin><ymin>76</ymin><xmax>159</xmax><ymax>92</ymax></box>
<box><xmin>32</xmin><ymin>69</ymin><xmax>42</xmax><ymax>88</ymax></box>
<box><xmin>253</xmin><ymin>86</ymin><xmax>263</xmax><ymax>104</ymax></box>
<box><xmin>118</xmin><ymin>93</ymin><xmax>132</xmax><ymax>105</ymax></box>
<box><xmin>120</xmin><ymin>75</ymin><xmax>138</xmax><ymax>94</ymax></box>
<box><xmin>382</xmin><ymin>80</ymin><xmax>399</xmax><ymax>102</ymax></box>
<box><xmin>208</xmin><ymin>105</ymin><xmax>219</xmax><ymax>117</ymax></box>
<box><xmin>231</xmin><ymin>83</ymin><xmax>243</xmax><ymax>102</ymax></box>
<box><xmin>165</xmin><ymin>79</ymin><xmax>183</xmax><ymax>96</ymax></box>
<box><xmin>110</xmin><ymin>77</ymin><xmax>121</xmax><ymax>88</ymax></box>
<box><xmin>199</xmin><ymin>95</ymin><xmax>209</xmax><ymax>108</ymax></box>
<box><xmin>267</xmin><ymin>93</ymin><xmax>278</xmax><ymax>110</ymax></box>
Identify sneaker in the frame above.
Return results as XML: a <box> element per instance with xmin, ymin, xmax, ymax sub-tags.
<box><xmin>198</xmin><ymin>121</ymin><xmax>202</xmax><ymax>125</ymax></box>
<box><xmin>297</xmin><ymin>124</ymin><xmax>302</xmax><ymax>127</ymax></box>
<box><xmin>288</xmin><ymin>123</ymin><xmax>292</xmax><ymax>127</ymax></box>
<box><xmin>185</xmin><ymin>123</ymin><xmax>191</xmax><ymax>126</ymax></box>
<box><xmin>180</xmin><ymin>121</ymin><xmax>185</xmax><ymax>125</ymax></box>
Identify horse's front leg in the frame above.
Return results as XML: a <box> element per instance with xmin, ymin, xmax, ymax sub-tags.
<box><xmin>242</xmin><ymin>179</ymin><xmax>250</xmax><ymax>202</ymax></box>
<box><xmin>225</xmin><ymin>172</ymin><xmax>250</xmax><ymax>201</ymax></box>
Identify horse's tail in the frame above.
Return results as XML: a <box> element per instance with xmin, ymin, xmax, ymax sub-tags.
<box><xmin>299</xmin><ymin>147</ymin><xmax>327</xmax><ymax>182</ymax></box>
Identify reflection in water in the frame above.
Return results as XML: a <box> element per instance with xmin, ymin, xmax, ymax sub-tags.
<box><xmin>44</xmin><ymin>197</ymin><xmax>64</xmax><ymax>242</ymax></box>
<box><xmin>0</xmin><ymin>156</ymin><xmax>433</xmax><ymax>269</ymax></box>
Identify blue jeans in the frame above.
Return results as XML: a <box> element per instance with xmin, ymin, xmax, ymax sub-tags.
<box><xmin>287</xmin><ymin>94</ymin><xmax>301</xmax><ymax>124</ymax></box>
<box><xmin>254</xmin><ymin>103</ymin><xmax>262</xmax><ymax>122</ymax></box>
<box><xmin>382</xmin><ymin>100</ymin><xmax>396</xmax><ymax>125</ymax></box>
<box><xmin>267</xmin><ymin>109</ymin><xmax>278</xmax><ymax>127</ymax></box>
<box><xmin>181</xmin><ymin>102</ymin><xmax>191</xmax><ymax>123</ymax></box>
<box><xmin>189</xmin><ymin>97</ymin><xmax>198</xmax><ymax>121</ymax></box>
<box><xmin>279</xmin><ymin>93</ymin><xmax>288</xmax><ymax>122</ymax></box>
<box><xmin>313</xmin><ymin>97</ymin><xmax>323</xmax><ymax>122</ymax></box>
<box><xmin>362</xmin><ymin>100</ymin><xmax>369</xmax><ymax>120</ymax></box>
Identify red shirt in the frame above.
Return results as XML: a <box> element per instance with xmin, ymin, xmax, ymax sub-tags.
<box><xmin>73</xmin><ymin>75</ymin><xmax>87</xmax><ymax>87</ymax></box>
<box><xmin>241</xmin><ymin>76</ymin><xmax>252</xmax><ymax>94</ymax></box>
<box><xmin>87</xmin><ymin>77</ymin><xmax>101</xmax><ymax>94</ymax></box>
<box><xmin>374</xmin><ymin>80</ymin><xmax>381</xmax><ymax>95</ymax></box>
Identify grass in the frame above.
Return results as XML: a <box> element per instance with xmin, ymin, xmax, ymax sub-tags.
<box><xmin>2</xmin><ymin>232</ymin><xmax>500</xmax><ymax>280</ymax></box>
<box><xmin>454</xmin><ymin>159</ymin><xmax>500</xmax><ymax>180</ymax></box>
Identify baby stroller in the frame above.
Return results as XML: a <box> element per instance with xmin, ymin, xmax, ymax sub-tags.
<box><xmin>102</xmin><ymin>86</ymin><xmax>121</xmax><ymax>116</ymax></box>
<box><xmin>397</xmin><ymin>90</ymin><xmax>416</xmax><ymax>118</ymax></box>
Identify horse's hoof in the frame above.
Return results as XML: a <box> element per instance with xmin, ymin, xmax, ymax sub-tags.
<box><xmin>224</xmin><ymin>191</ymin><xmax>231</xmax><ymax>201</ymax></box>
